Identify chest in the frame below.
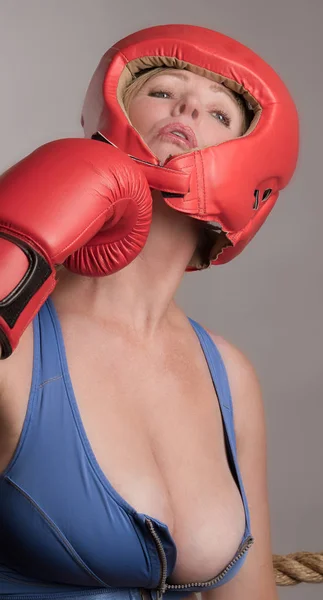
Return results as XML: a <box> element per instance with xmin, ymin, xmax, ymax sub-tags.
<box><xmin>1</xmin><ymin>316</ymin><xmax>246</xmax><ymax>584</ymax></box>
<box><xmin>69</xmin><ymin>334</ymin><xmax>228</xmax><ymax>519</ymax></box>
<box><xmin>59</xmin><ymin>319</ymin><xmax>246</xmax><ymax>582</ymax></box>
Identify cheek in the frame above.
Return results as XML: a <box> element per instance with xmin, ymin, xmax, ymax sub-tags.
<box><xmin>128</xmin><ymin>100</ymin><xmax>145</xmax><ymax>134</ymax></box>
<box><xmin>202</xmin><ymin>119</ymin><xmax>242</xmax><ymax>146</ymax></box>
<box><xmin>128</xmin><ymin>99</ymin><xmax>159</xmax><ymax>137</ymax></box>
<box><xmin>201</xmin><ymin>121</ymin><xmax>228</xmax><ymax>146</ymax></box>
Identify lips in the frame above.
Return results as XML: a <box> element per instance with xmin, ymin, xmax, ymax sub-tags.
<box><xmin>158</xmin><ymin>122</ymin><xmax>198</xmax><ymax>150</ymax></box>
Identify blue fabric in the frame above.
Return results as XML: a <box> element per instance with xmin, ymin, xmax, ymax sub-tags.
<box><xmin>0</xmin><ymin>299</ymin><xmax>253</xmax><ymax>599</ymax></box>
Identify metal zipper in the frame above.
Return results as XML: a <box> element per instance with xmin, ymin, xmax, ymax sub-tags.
<box><xmin>146</xmin><ymin>518</ymin><xmax>254</xmax><ymax>597</ymax></box>
<box><xmin>145</xmin><ymin>519</ymin><xmax>168</xmax><ymax>598</ymax></box>
<box><xmin>165</xmin><ymin>535</ymin><xmax>254</xmax><ymax>591</ymax></box>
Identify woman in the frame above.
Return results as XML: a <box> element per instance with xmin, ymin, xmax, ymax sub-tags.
<box><xmin>0</xmin><ymin>24</ymin><xmax>298</xmax><ymax>600</ymax></box>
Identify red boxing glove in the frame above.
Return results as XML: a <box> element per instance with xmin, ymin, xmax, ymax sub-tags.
<box><xmin>0</xmin><ymin>138</ymin><xmax>152</xmax><ymax>358</ymax></box>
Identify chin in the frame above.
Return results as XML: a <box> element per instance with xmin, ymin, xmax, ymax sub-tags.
<box><xmin>152</xmin><ymin>143</ymin><xmax>187</xmax><ymax>165</ymax></box>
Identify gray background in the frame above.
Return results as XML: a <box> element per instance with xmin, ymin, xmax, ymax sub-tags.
<box><xmin>0</xmin><ymin>1</ymin><xmax>321</xmax><ymax>598</ymax></box>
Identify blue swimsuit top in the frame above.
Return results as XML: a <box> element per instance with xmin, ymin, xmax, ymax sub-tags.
<box><xmin>0</xmin><ymin>299</ymin><xmax>253</xmax><ymax>599</ymax></box>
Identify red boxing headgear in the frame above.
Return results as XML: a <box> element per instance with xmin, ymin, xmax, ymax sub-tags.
<box><xmin>81</xmin><ymin>24</ymin><xmax>299</xmax><ymax>268</ymax></box>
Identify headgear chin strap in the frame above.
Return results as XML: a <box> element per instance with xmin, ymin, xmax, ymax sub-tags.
<box><xmin>81</xmin><ymin>24</ymin><xmax>299</xmax><ymax>269</ymax></box>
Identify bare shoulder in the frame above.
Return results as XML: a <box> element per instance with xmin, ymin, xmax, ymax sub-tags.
<box><xmin>0</xmin><ymin>324</ymin><xmax>33</xmax><ymax>374</ymax></box>
<box><xmin>0</xmin><ymin>324</ymin><xmax>34</xmax><ymax>471</ymax></box>
<box><xmin>0</xmin><ymin>324</ymin><xmax>33</xmax><ymax>417</ymax></box>
<box><xmin>205</xmin><ymin>330</ymin><xmax>265</xmax><ymax>449</ymax></box>
<box><xmin>206</xmin><ymin>331</ymin><xmax>259</xmax><ymax>384</ymax></box>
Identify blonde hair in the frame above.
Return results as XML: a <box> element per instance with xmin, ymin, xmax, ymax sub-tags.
<box><xmin>123</xmin><ymin>67</ymin><xmax>166</xmax><ymax>115</ymax></box>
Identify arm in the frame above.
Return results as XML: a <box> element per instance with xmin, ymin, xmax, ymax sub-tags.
<box><xmin>202</xmin><ymin>334</ymin><xmax>278</xmax><ymax>600</ymax></box>
<box><xmin>0</xmin><ymin>139</ymin><xmax>151</xmax><ymax>358</ymax></box>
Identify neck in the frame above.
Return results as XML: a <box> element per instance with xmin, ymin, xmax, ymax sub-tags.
<box><xmin>51</xmin><ymin>191</ymin><xmax>200</xmax><ymax>338</ymax></box>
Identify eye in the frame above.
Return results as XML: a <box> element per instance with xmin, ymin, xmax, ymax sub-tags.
<box><xmin>148</xmin><ymin>89</ymin><xmax>174</xmax><ymax>99</ymax></box>
<box><xmin>210</xmin><ymin>109</ymin><xmax>231</xmax><ymax>127</ymax></box>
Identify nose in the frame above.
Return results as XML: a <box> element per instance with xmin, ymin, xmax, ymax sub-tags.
<box><xmin>171</xmin><ymin>93</ymin><xmax>201</xmax><ymax>121</ymax></box>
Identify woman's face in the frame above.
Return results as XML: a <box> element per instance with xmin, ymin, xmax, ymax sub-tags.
<box><xmin>128</xmin><ymin>69</ymin><xmax>245</xmax><ymax>164</ymax></box>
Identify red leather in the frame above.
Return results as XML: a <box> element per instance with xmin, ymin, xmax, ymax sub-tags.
<box><xmin>82</xmin><ymin>24</ymin><xmax>299</xmax><ymax>267</ymax></box>
<box><xmin>0</xmin><ymin>138</ymin><xmax>152</xmax><ymax>356</ymax></box>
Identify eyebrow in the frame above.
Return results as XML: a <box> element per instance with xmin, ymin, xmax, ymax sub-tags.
<box><xmin>156</xmin><ymin>70</ymin><xmax>238</xmax><ymax>103</ymax></box>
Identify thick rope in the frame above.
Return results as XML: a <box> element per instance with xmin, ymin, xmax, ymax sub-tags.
<box><xmin>274</xmin><ymin>552</ymin><xmax>323</xmax><ymax>585</ymax></box>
